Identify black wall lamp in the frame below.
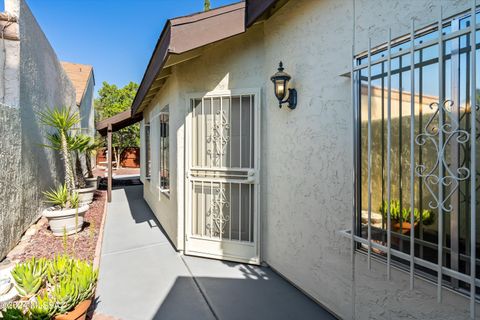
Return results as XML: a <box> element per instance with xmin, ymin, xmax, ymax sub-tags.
<box><xmin>270</xmin><ymin>61</ymin><xmax>297</xmax><ymax>110</ymax></box>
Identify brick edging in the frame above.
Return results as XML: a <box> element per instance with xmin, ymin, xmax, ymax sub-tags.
<box><xmin>93</xmin><ymin>192</ymin><xmax>108</xmax><ymax>270</ymax></box>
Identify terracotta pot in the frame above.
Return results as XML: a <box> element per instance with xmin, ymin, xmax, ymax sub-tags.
<box><xmin>55</xmin><ymin>299</ymin><xmax>92</xmax><ymax>320</ymax></box>
<box><xmin>392</xmin><ymin>221</ymin><xmax>417</xmax><ymax>235</ymax></box>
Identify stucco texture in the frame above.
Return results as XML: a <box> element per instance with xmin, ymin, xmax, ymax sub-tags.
<box><xmin>0</xmin><ymin>0</ymin><xmax>76</xmax><ymax>260</ymax></box>
<box><xmin>140</xmin><ymin>0</ymin><xmax>479</xmax><ymax>319</ymax></box>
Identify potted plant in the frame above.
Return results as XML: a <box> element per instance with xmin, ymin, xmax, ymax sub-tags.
<box><xmin>4</xmin><ymin>256</ymin><xmax>98</xmax><ymax>320</ymax></box>
<box><xmin>84</xmin><ymin>139</ymin><xmax>102</xmax><ymax>189</ymax></box>
<box><xmin>39</xmin><ymin>106</ymin><xmax>96</xmax><ymax>208</ymax></box>
<box><xmin>379</xmin><ymin>199</ymin><xmax>434</xmax><ymax>234</ymax></box>
<box><xmin>43</xmin><ymin>185</ymin><xmax>88</xmax><ymax>236</ymax></box>
<box><xmin>70</xmin><ymin>134</ymin><xmax>96</xmax><ymax>206</ymax></box>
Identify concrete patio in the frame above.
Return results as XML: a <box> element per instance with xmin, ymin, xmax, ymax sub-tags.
<box><xmin>94</xmin><ymin>182</ymin><xmax>335</xmax><ymax>320</ymax></box>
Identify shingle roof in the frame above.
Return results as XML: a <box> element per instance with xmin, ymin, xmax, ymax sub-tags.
<box><xmin>61</xmin><ymin>61</ymin><xmax>94</xmax><ymax>106</ymax></box>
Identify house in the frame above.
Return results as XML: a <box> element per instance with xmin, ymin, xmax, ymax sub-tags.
<box><xmin>0</xmin><ymin>0</ymin><xmax>93</xmax><ymax>260</ymax></box>
<box><xmin>61</xmin><ymin>62</ymin><xmax>95</xmax><ymax>137</ymax></box>
<box><xmin>99</xmin><ymin>0</ymin><xmax>480</xmax><ymax>318</ymax></box>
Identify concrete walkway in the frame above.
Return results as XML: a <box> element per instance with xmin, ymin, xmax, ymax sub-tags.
<box><xmin>94</xmin><ymin>183</ymin><xmax>335</xmax><ymax>320</ymax></box>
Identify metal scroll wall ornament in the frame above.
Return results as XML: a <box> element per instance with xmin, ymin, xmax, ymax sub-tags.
<box><xmin>415</xmin><ymin>100</ymin><xmax>471</xmax><ymax>212</ymax></box>
<box><xmin>206</xmin><ymin>185</ymin><xmax>230</xmax><ymax>237</ymax></box>
<box><xmin>207</xmin><ymin>109</ymin><xmax>230</xmax><ymax>166</ymax></box>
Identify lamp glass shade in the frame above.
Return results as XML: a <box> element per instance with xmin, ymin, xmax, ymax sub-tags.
<box><xmin>274</xmin><ymin>79</ymin><xmax>286</xmax><ymax>101</ymax></box>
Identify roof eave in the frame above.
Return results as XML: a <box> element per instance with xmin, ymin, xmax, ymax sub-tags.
<box><xmin>131</xmin><ymin>2</ymin><xmax>246</xmax><ymax>116</ymax></box>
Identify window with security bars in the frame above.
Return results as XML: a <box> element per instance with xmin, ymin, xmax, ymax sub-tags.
<box><xmin>145</xmin><ymin>123</ymin><xmax>151</xmax><ymax>179</ymax></box>
<box><xmin>159</xmin><ymin>106</ymin><xmax>169</xmax><ymax>193</ymax></box>
<box><xmin>349</xmin><ymin>4</ymin><xmax>480</xmax><ymax>316</ymax></box>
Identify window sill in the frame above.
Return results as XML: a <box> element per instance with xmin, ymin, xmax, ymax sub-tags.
<box><xmin>338</xmin><ymin>229</ymin><xmax>480</xmax><ymax>302</ymax></box>
<box><xmin>160</xmin><ymin>188</ymin><xmax>170</xmax><ymax>199</ymax></box>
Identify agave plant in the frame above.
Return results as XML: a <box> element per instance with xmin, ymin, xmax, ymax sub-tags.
<box><xmin>28</xmin><ymin>291</ymin><xmax>56</xmax><ymax>320</ymax></box>
<box><xmin>43</xmin><ymin>184</ymin><xmax>79</xmax><ymax>209</ymax></box>
<box><xmin>10</xmin><ymin>258</ymin><xmax>48</xmax><ymax>299</ymax></box>
<box><xmin>0</xmin><ymin>307</ymin><xmax>26</xmax><ymax>320</ymax></box>
<box><xmin>37</xmin><ymin>106</ymin><xmax>80</xmax><ymax>196</ymax></box>
<box><xmin>50</xmin><ymin>277</ymin><xmax>79</xmax><ymax>314</ymax></box>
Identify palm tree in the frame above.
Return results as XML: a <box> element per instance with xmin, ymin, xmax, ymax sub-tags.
<box><xmin>38</xmin><ymin>106</ymin><xmax>80</xmax><ymax>197</ymax></box>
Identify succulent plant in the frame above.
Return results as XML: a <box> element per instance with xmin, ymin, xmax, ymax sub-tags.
<box><xmin>47</xmin><ymin>255</ymin><xmax>73</xmax><ymax>285</ymax></box>
<box><xmin>10</xmin><ymin>258</ymin><xmax>48</xmax><ymax>299</ymax></box>
<box><xmin>73</xmin><ymin>260</ymin><xmax>98</xmax><ymax>302</ymax></box>
<box><xmin>0</xmin><ymin>307</ymin><xmax>27</xmax><ymax>320</ymax></box>
<box><xmin>51</xmin><ymin>277</ymin><xmax>79</xmax><ymax>314</ymax></box>
<box><xmin>28</xmin><ymin>291</ymin><xmax>56</xmax><ymax>320</ymax></box>
<box><xmin>379</xmin><ymin>199</ymin><xmax>434</xmax><ymax>226</ymax></box>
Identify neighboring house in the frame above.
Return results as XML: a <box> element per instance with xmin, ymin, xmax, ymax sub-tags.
<box><xmin>0</xmin><ymin>0</ymin><xmax>91</xmax><ymax>260</ymax></box>
<box><xmin>61</xmin><ymin>62</ymin><xmax>95</xmax><ymax>137</ymax></box>
<box><xmin>101</xmin><ymin>0</ymin><xmax>480</xmax><ymax>319</ymax></box>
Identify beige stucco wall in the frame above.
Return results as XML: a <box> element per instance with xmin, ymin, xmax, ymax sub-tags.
<box><xmin>261</xmin><ymin>0</ymin><xmax>477</xmax><ymax>319</ymax></box>
<box><xmin>140</xmin><ymin>0</ymin><xmax>479</xmax><ymax>319</ymax></box>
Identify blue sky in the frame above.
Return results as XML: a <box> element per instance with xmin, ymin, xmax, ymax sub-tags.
<box><xmin>25</xmin><ymin>0</ymin><xmax>237</xmax><ymax>94</ymax></box>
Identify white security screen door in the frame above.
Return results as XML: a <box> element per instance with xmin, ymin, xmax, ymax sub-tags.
<box><xmin>185</xmin><ymin>91</ymin><xmax>260</xmax><ymax>264</ymax></box>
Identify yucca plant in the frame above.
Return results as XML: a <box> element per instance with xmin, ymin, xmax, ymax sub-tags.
<box><xmin>28</xmin><ymin>291</ymin><xmax>56</xmax><ymax>320</ymax></box>
<box><xmin>42</xmin><ymin>184</ymin><xmax>79</xmax><ymax>209</ymax></box>
<box><xmin>0</xmin><ymin>307</ymin><xmax>26</xmax><ymax>320</ymax></box>
<box><xmin>50</xmin><ymin>278</ymin><xmax>79</xmax><ymax>314</ymax></box>
<box><xmin>47</xmin><ymin>255</ymin><xmax>74</xmax><ymax>285</ymax></box>
<box><xmin>38</xmin><ymin>106</ymin><xmax>80</xmax><ymax>196</ymax></box>
<box><xmin>10</xmin><ymin>258</ymin><xmax>48</xmax><ymax>299</ymax></box>
<box><xmin>85</xmin><ymin>138</ymin><xmax>103</xmax><ymax>178</ymax></box>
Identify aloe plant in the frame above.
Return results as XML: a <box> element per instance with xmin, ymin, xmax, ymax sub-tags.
<box><xmin>47</xmin><ymin>255</ymin><xmax>74</xmax><ymax>285</ymax></box>
<box><xmin>0</xmin><ymin>307</ymin><xmax>27</xmax><ymax>320</ymax></box>
<box><xmin>10</xmin><ymin>258</ymin><xmax>48</xmax><ymax>299</ymax></box>
<box><xmin>73</xmin><ymin>260</ymin><xmax>98</xmax><ymax>302</ymax></box>
<box><xmin>28</xmin><ymin>291</ymin><xmax>56</xmax><ymax>320</ymax></box>
<box><xmin>51</xmin><ymin>277</ymin><xmax>79</xmax><ymax>314</ymax></box>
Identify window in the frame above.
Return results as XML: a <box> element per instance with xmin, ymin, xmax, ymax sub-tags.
<box><xmin>145</xmin><ymin>123</ymin><xmax>151</xmax><ymax>179</ymax></box>
<box><xmin>351</xmin><ymin>7</ymin><xmax>480</xmax><ymax>307</ymax></box>
<box><xmin>159</xmin><ymin>106</ymin><xmax>169</xmax><ymax>193</ymax></box>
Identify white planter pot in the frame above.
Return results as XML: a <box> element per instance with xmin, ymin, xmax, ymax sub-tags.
<box><xmin>42</xmin><ymin>205</ymin><xmax>89</xmax><ymax>236</ymax></box>
<box><xmin>85</xmin><ymin>177</ymin><xmax>98</xmax><ymax>189</ymax></box>
<box><xmin>74</xmin><ymin>186</ymin><xmax>96</xmax><ymax>206</ymax></box>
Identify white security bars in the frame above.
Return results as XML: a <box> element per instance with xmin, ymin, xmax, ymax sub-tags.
<box><xmin>159</xmin><ymin>106</ymin><xmax>170</xmax><ymax>193</ymax></box>
<box><xmin>190</xmin><ymin>95</ymin><xmax>255</xmax><ymax>241</ymax></box>
<box><xmin>343</xmin><ymin>2</ymin><xmax>479</xmax><ymax>318</ymax></box>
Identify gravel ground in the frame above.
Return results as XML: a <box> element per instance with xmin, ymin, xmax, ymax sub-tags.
<box><xmin>8</xmin><ymin>191</ymin><xmax>106</xmax><ymax>263</ymax></box>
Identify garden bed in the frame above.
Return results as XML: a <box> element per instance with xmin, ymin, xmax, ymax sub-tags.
<box><xmin>7</xmin><ymin>190</ymin><xmax>106</xmax><ymax>263</ymax></box>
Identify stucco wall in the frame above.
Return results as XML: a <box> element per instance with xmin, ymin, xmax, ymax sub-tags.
<box><xmin>261</xmin><ymin>0</ymin><xmax>476</xmax><ymax>319</ymax></box>
<box><xmin>79</xmin><ymin>73</ymin><xmax>95</xmax><ymax>137</ymax></box>
<box><xmin>139</xmin><ymin>0</ymin><xmax>480</xmax><ymax>318</ymax></box>
<box><xmin>141</xmin><ymin>26</ymin><xmax>265</xmax><ymax>251</ymax></box>
<box><xmin>0</xmin><ymin>0</ymin><xmax>76</xmax><ymax>260</ymax></box>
